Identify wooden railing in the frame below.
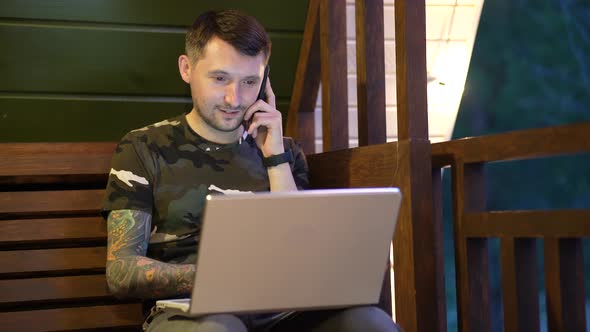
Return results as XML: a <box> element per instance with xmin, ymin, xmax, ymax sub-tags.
<box><xmin>287</xmin><ymin>1</ymin><xmax>443</xmax><ymax>331</ymax></box>
<box><xmin>431</xmin><ymin>122</ymin><xmax>590</xmax><ymax>332</ymax></box>
<box><xmin>287</xmin><ymin>0</ymin><xmax>589</xmax><ymax>331</ymax></box>
<box><xmin>287</xmin><ymin>0</ymin><xmax>443</xmax><ymax>330</ymax></box>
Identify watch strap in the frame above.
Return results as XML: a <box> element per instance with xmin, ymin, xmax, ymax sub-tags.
<box><xmin>262</xmin><ymin>150</ymin><xmax>293</xmax><ymax>168</ymax></box>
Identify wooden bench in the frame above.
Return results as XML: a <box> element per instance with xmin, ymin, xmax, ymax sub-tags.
<box><xmin>0</xmin><ymin>141</ymin><xmax>397</xmax><ymax>331</ymax></box>
<box><xmin>0</xmin><ymin>143</ymin><xmax>143</xmax><ymax>332</ymax></box>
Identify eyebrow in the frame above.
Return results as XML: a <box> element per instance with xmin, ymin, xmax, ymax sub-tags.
<box><xmin>207</xmin><ymin>70</ymin><xmax>260</xmax><ymax>81</ymax></box>
<box><xmin>207</xmin><ymin>70</ymin><xmax>229</xmax><ymax>76</ymax></box>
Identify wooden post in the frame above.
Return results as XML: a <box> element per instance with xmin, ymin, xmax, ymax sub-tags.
<box><xmin>319</xmin><ymin>0</ymin><xmax>348</xmax><ymax>151</ymax></box>
<box><xmin>393</xmin><ymin>1</ymin><xmax>445</xmax><ymax>330</ymax></box>
<box><xmin>394</xmin><ymin>0</ymin><xmax>428</xmax><ymax>141</ymax></box>
<box><xmin>355</xmin><ymin>0</ymin><xmax>386</xmax><ymax>146</ymax></box>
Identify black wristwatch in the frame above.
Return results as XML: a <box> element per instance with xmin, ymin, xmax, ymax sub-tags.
<box><xmin>262</xmin><ymin>150</ymin><xmax>293</xmax><ymax>168</ymax></box>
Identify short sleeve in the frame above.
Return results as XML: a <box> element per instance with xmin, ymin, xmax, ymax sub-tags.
<box><xmin>284</xmin><ymin>137</ymin><xmax>309</xmax><ymax>190</ymax></box>
<box><xmin>101</xmin><ymin>133</ymin><xmax>154</xmax><ymax>219</ymax></box>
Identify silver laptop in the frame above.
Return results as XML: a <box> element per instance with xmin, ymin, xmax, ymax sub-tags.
<box><xmin>156</xmin><ymin>188</ymin><xmax>402</xmax><ymax>316</ymax></box>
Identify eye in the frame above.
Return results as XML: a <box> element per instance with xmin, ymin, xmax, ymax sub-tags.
<box><xmin>215</xmin><ymin>76</ymin><xmax>226</xmax><ymax>82</ymax></box>
<box><xmin>244</xmin><ymin>79</ymin><xmax>256</xmax><ymax>85</ymax></box>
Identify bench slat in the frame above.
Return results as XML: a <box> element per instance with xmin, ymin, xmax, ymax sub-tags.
<box><xmin>0</xmin><ymin>190</ymin><xmax>104</xmax><ymax>215</ymax></box>
<box><xmin>0</xmin><ymin>217</ymin><xmax>106</xmax><ymax>245</ymax></box>
<box><xmin>0</xmin><ymin>275</ymin><xmax>112</xmax><ymax>305</ymax></box>
<box><xmin>0</xmin><ymin>247</ymin><xmax>106</xmax><ymax>275</ymax></box>
<box><xmin>0</xmin><ymin>142</ymin><xmax>115</xmax><ymax>177</ymax></box>
<box><xmin>0</xmin><ymin>304</ymin><xmax>143</xmax><ymax>332</ymax></box>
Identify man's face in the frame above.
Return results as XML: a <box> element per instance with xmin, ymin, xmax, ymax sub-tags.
<box><xmin>181</xmin><ymin>37</ymin><xmax>266</xmax><ymax>135</ymax></box>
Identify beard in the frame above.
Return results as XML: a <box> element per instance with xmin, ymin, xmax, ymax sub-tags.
<box><xmin>195</xmin><ymin>104</ymin><xmax>246</xmax><ymax>133</ymax></box>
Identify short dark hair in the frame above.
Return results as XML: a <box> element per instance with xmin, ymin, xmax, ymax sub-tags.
<box><xmin>185</xmin><ymin>9</ymin><xmax>271</xmax><ymax>63</ymax></box>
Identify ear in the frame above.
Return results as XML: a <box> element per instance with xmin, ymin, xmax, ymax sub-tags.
<box><xmin>178</xmin><ymin>55</ymin><xmax>192</xmax><ymax>83</ymax></box>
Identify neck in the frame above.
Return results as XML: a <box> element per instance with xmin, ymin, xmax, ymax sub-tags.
<box><xmin>185</xmin><ymin>109</ymin><xmax>244</xmax><ymax>144</ymax></box>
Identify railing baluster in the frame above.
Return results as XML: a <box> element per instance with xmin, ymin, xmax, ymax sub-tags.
<box><xmin>452</xmin><ymin>161</ymin><xmax>491</xmax><ymax>332</ymax></box>
<box><xmin>544</xmin><ymin>238</ymin><xmax>587</xmax><ymax>331</ymax></box>
<box><xmin>500</xmin><ymin>238</ymin><xmax>540</xmax><ymax>332</ymax></box>
<box><xmin>286</xmin><ymin>0</ymin><xmax>321</xmax><ymax>154</ymax></box>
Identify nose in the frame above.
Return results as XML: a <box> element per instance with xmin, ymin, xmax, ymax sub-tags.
<box><xmin>224</xmin><ymin>83</ymin><xmax>241</xmax><ymax>108</ymax></box>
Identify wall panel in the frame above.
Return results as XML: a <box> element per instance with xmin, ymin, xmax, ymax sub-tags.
<box><xmin>0</xmin><ymin>1</ymin><xmax>307</xmax><ymax>142</ymax></box>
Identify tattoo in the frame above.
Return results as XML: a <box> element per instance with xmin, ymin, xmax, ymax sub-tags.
<box><xmin>106</xmin><ymin>210</ymin><xmax>195</xmax><ymax>299</ymax></box>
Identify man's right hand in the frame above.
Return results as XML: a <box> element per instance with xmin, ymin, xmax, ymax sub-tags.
<box><xmin>106</xmin><ymin>209</ymin><xmax>195</xmax><ymax>299</ymax></box>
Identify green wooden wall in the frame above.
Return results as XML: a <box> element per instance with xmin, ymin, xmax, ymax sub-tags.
<box><xmin>0</xmin><ymin>1</ymin><xmax>308</xmax><ymax>142</ymax></box>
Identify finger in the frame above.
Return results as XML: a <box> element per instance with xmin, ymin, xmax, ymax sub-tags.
<box><xmin>247</xmin><ymin>113</ymin><xmax>282</xmax><ymax>136</ymax></box>
<box><xmin>253</xmin><ymin>125</ymin><xmax>267</xmax><ymax>140</ymax></box>
<box><xmin>243</xmin><ymin>99</ymin><xmax>274</xmax><ymax>121</ymax></box>
<box><xmin>254</xmin><ymin>127</ymin><xmax>267</xmax><ymax>146</ymax></box>
<box><xmin>243</xmin><ymin>101</ymin><xmax>262</xmax><ymax>122</ymax></box>
<box><xmin>248</xmin><ymin>110</ymin><xmax>280</xmax><ymax>124</ymax></box>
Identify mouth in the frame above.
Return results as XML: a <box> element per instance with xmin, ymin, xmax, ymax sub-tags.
<box><xmin>218</xmin><ymin>108</ymin><xmax>243</xmax><ymax>120</ymax></box>
<box><xmin>220</xmin><ymin>109</ymin><xmax>240</xmax><ymax>114</ymax></box>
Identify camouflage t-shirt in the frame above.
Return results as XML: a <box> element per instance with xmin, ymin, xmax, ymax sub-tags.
<box><xmin>101</xmin><ymin>113</ymin><xmax>309</xmax><ymax>264</ymax></box>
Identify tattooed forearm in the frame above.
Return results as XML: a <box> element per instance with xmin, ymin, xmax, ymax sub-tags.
<box><xmin>106</xmin><ymin>255</ymin><xmax>195</xmax><ymax>299</ymax></box>
<box><xmin>106</xmin><ymin>210</ymin><xmax>195</xmax><ymax>299</ymax></box>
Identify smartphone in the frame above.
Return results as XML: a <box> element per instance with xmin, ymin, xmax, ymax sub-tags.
<box><xmin>244</xmin><ymin>64</ymin><xmax>270</xmax><ymax>134</ymax></box>
<box><xmin>257</xmin><ymin>64</ymin><xmax>270</xmax><ymax>101</ymax></box>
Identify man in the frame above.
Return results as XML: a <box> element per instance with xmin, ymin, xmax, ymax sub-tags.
<box><xmin>102</xmin><ymin>9</ymin><xmax>400</xmax><ymax>332</ymax></box>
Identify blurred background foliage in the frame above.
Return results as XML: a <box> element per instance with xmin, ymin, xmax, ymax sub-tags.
<box><xmin>442</xmin><ymin>0</ymin><xmax>590</xmax><ymax>330</ymax></box>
